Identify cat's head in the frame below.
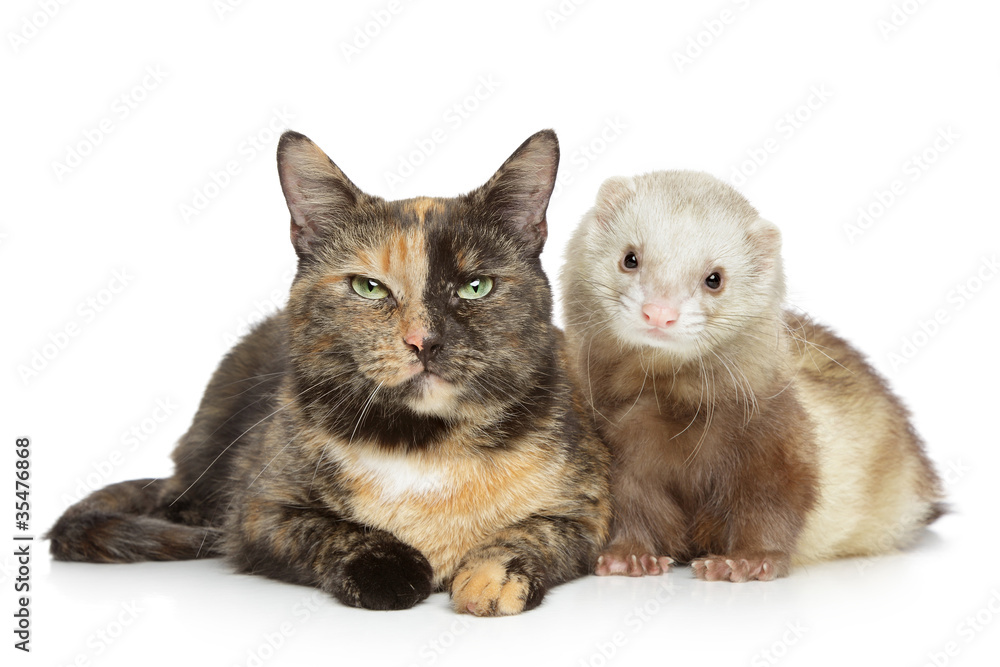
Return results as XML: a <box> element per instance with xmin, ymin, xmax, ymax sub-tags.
<box><xmin>562</xmin><ymin>171</ymin><xmax>785</xmax><ymax>363</ymax></box>
<box><xmin>277</xmin><ymin>129</ymin><xmax>560</xmax><ymax>447</ymax></box>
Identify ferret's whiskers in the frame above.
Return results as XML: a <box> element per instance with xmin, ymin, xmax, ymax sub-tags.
<box><xmin>617</xmin><ymin>349</ymin><xmax>649</xmax><ymax>424</ymax></box>
<box><xmin>647</xmin><ymin>350</ymin><xmax>661</xmax><ymax>415</ymax></box>
<box><xmin>683</xmin><ymin>353</ymin><xmax>715</xmax><ymax>467</ymax></box>
<box><xmin>673</xmin><ymin>355</ymin><xmax>705</xmax><ymax>443</ymax></box>
<box><xmin>781</xmin><ymin>314</ymin><xmax>853</xmax><ymax>374</ymax></box>
<box><xmin>581</xmin><ymin>319</ymin><xmax>617</xmax><ymax>424</ymax></box>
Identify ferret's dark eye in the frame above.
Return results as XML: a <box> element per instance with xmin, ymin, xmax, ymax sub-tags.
<box><xmin>705</xmin><ymin>272</ymin><xmax>723</xmax><ymax>290</ymax></box>
<box><xmin>622</xmin><ymin>252</ymin><xmax>639</xmax><ymax>270</ymax></box>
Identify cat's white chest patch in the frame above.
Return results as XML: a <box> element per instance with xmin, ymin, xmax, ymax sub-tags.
<box><xmin>341</xmin><ymin>449</ymin><xmax>452</xmax><ymax>501</ymax></box>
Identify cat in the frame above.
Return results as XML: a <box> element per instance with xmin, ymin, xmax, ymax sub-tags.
<box><xmin>560</xmin><ymin>171</ymin><xmax>943</xmax><ymax>581</ymax></box>
<box><xmin>49</xmin><ymin>129</ymin><xmax>611</xmax><ymax>615</ymax></box>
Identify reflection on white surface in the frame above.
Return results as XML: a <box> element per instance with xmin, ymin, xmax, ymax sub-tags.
<box><xmin>34</xmin><ymin>516</ymin><xmax>992</xmax><ymax>667</ymax></box>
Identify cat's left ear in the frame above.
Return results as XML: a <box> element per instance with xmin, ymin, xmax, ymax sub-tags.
<box><xmin>475</xmin><ymin>129</ymin><xmax>560</xmax><ymax>258</ymax></box>
<box><xmin>277</xmin><ymin>131</ymin><xmax>367</xmax><ymax>258</ymax></box>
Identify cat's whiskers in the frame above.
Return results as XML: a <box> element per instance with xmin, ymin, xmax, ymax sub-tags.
<box><xmin>349</xmin><ymin>381</ymin><xmax>385</xmax><ymax>446</ymax></box>
<box><xmin>169</xmin><ymin>393</ymin><xmax>274</xmax><ymax>468</ymax></box>
<box><xmin>170</xmin><ymin>400</ymin><xmax>295</xmax><ymax>505</ymax></box>
<box><xmin>306</xmin><ymin>379</ymin><xmax>378</xmax><ymax>495</ymax></box>
<box><xmin>171</xmin><ymin>367</ymin><xmax>357</xmax><ymax>469</ymax></box>
<box><xmin>246</xmin><ymin>433</ymin><xmax>302</xmax><ymax>491</ymax></box>
<box><xmin>170</xmin><ymin>376</ymin><xmax>330</xmax><ymax>506</ymax></box>
<box><xmin>218</xmin><ymin>370</ymin><xmax>287</xmax><ymax>393</ymax></box>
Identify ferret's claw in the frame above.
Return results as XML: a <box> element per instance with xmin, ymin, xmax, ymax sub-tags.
<box><xmin>596</xmin><ymin>551</ymin><xmax>675</xmax><ymax>576</ymax></box>
<box><xmin>692</xmin><ymin>554</ymin><xmax>782</xmax><ymax>582</ymax></box>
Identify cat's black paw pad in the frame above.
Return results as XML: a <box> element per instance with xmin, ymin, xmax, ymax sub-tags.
<box><xmin>337</xmin><ymin>543</ymin><xmax>433</xmax><ymax>611</ymax></box>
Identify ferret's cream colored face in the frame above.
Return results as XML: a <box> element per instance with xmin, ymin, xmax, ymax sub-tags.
<box><xmin>568</xmin><ymin>172</ymin><xmax>784</xmax><ymax>363</ymax></box>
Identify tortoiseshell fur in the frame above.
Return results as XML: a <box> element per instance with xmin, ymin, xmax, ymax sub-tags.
<box><xmin>49</xmin><ymin>130</ymin><xmax>610</xmax><ymax>616</ymax></box>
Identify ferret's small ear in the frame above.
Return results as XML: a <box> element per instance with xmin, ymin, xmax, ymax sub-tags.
<box><xmin>593</xmin><ymin>176</ymin><xmax>636</xmax><ymax>228</ymax></box>
<box><xmin>277</xmin><ymin>131</ymin><xmax>366</xmax><ymax>258</ymax></box>
<box><xmin>749</xmin><ymin>217</ymin><xmax>782</xmax><ymax>265</ymax></box>
<box><xmin>476</xmin><ymin>129</ymin><xmax>559</xmax><ymax>258</ymax></box>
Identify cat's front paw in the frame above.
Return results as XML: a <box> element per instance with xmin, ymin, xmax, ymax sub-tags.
<box><xmin>691</xmin><ymin>553</ymin><xmax>788</xmax><ymax>582</ymax></box>
<box><xmin>451</xmin><ymin>555</ymin><xmax>545</xmax><ymax>617</ymax></box>
<box><xmin>334</xmin><ymin>540</ymin><xmax>433</xmax><ymax>610</ymax></box>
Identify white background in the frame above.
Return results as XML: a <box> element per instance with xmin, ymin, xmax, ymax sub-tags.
<box><xmin>3</xmin><ymin>1</ymin><xmax>999</xmax><ymax>666</ymax></box>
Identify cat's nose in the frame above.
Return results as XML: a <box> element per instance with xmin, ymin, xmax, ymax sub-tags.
<box><xmin>405</xmin><ymin>330</ymin><xmax>443</xmax><ymax>365</ymax></box>
<box><xmin>642</xmin><ymin>302</ymin><xmax>679</xmax><ymax>329</ymax></box>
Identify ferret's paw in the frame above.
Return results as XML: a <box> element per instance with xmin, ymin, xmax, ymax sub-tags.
<box><xmin>451</xmin><ymin>557</ymin><xmax>545</xmax><ymax>616</ymax></box>
<box><xmin>691</xmin><ymin>554</ymin><xmax>784</xmax><ymax>582</ymax></box>
<box><xmin>596</xmin><ymin>552</ymin><xmax>674</xmax><ymax>577</ymax></box>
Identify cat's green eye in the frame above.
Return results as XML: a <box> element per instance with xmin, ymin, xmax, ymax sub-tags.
<box><xmin>457</xmin><ymin>277</ymin><xmax>494</xmax><ymax>300</ymax></box>
<box><xmin>351</xmin><ymin>275</ymin><xmax>390</xmax><ymax>300</ymax></box>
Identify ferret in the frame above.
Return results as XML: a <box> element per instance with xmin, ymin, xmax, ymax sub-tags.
<box><xmin>560</xmin><ymin>171</ymin><xmax>944</xmax><ymax>581</ymax></box>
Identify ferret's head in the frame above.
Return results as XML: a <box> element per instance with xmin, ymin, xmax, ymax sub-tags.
<box><xmin>562</xmin><ymin>171</ymin><xmax>785</xmax><ymax>363</ymax></box>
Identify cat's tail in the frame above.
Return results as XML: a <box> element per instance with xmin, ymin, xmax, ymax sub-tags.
<box><xmin>47</xmin><ymin>478</ymin><xmax>221</xmax><ymax>563</ymax></box>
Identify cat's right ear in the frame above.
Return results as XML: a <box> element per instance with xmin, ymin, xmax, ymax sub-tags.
<box><xmin>277</xmin><ymin>131</ymin><xmax>365</xmax><ymax>258</ymax></box>
<box><xmin>593</xmin><ymin>176</ymin><xmax>636</xmax><ymax>228</ymax></box>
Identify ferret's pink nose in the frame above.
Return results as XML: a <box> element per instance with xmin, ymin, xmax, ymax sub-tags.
<box><xmin>642</xmin><ymin>303</ymin><xmax>679</xmax><ymax>329</ymax></box>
